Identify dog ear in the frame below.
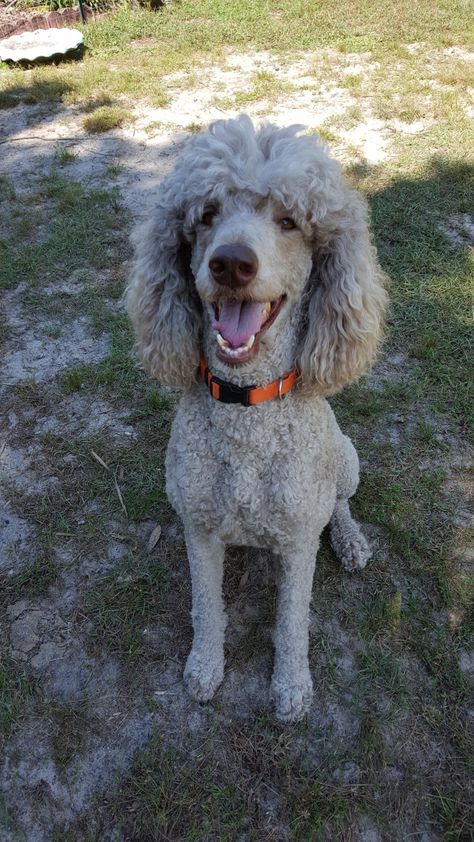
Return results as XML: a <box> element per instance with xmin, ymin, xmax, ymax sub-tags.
<box><xmin>298</xmin><ymin>188</ymin><xmax>387</xmax><ymax>394</ymax></box>
<box><xmin>126</xmin><ymin>176</ymin><xmax>202</xmax><ymax>390</ymax></box>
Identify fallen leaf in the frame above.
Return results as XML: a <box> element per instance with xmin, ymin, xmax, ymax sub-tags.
<box><xmin>238</xmin><ymin>569</ymin><xmax>250</xmax><ymax>590</ymax></box>
<box><xmin>147</xmin><ymin>525</ymin><xmax>162</xmax><ymax>553</ymax></box>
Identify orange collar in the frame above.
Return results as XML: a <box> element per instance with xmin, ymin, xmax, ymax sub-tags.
<box><xmin>198</xmin><ymin>358</ymin><xmax>298</xmax><ymax>407</ymax></box>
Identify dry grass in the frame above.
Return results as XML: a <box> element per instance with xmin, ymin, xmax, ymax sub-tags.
<box><xmin>83</xmin><ymin>105</ymin><xmax>134</xmax><ymax>133</ymax></box>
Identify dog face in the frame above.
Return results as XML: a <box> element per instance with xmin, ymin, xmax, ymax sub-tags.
<box><xmin>127</xmin><ymin>115</ymin><xmax>386</xmax><ymax>392</ymax></box>
<box><xmin>190</xmin><ymin>196</ymin><xmax>313</xmax><ymax>366</ymax></box>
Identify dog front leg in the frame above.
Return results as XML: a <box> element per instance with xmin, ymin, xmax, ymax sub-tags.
<box><xmin>183</xmin><ymin>526</ymin><xmax>226</xmax><ymax>702</ymax></box>
<box><xmin>270</xmin><ymin>545</ymin><xmax>317</xmax><ymax>722</ymax></box>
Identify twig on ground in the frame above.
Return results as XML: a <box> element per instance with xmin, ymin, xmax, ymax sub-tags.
<box><xmin>90</xmin><ymin>449</ymin><xmax>128</xmax><ymax>517</ymax></box>
<box><xmin>90</xmin><ymin>449</ymin><xmax>110</xmax><ymax>471</ymax></box>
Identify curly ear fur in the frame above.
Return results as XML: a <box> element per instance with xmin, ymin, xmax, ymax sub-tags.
<box><xmin>298</xmin><ymin>186</ymin><xmax>387</xmax><ymax>395</ymax></box>
<box><xmin>126</xmin><ymin>169</ymin><xmax>202</xmax><ymax>390</ymax></box>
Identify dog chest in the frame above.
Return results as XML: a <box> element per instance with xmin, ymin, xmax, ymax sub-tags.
<box><xmin>165</xmin><ymin>390</ymin><xmax>338</xmax><ymax>546</ymax></box>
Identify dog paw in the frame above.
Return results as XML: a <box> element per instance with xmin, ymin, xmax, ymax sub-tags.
<box><xmin>184</xmin><ymin>649</ymin><xmax>224</xmax><ymax>703</ymax></box>
<box><xmin>331</xmin><ymin>525</ymin><xmax>372</xmax><ymax>572</ymax></box>
<box><xmin>338</xmin><ymin>530</ymin><xmax>372</xmax><ymax>572</ymax></box>
<box><xmin>270</xmin><ymin>671</ymin><xmax>313</xmax><ymax>722</ymax></box>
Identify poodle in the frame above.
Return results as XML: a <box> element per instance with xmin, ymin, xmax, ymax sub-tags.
<box><xmin>126</xmin><ymin>115</ymin><xmax>387</xmax><ymax>721</ymax></box>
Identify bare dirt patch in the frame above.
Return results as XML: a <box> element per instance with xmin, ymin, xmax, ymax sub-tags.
<box><xmin>440</xmin><ymin>213</ymin><xmax>474</xmax><ymax>249</ymax></box>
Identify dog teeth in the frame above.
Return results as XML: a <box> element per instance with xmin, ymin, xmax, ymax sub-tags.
<box><xmin>215</xmin><ymin>332</ymin><xmax>255</xmax><ymax>356</ymax></box>
<box><xmin>263</xmin><ymin>302</ymin><xmax>271</xmax><ymax>316</ymax></box>
<box><xmin>216</xmin><ymin>330</ymin><xmax>255</xmax><ymax>356</ymax></box>
<box><xmin>216</xmin><ymin>332</ymin><xmax>229</xmax><ymax>348</ymax></box>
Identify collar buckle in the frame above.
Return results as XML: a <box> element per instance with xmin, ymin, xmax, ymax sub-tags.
<box><xmin>208</xmin><ymin>373</ymin><xmax>256</xmax><ymax>407</ymax></box>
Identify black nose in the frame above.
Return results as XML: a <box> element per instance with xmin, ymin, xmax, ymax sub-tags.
<box><xmin>208</xmin><ymin>243</ymin><xmax>258</xmax><ymax>288</ymax></box>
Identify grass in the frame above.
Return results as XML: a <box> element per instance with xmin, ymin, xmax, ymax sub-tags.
<box><xmin>0</xmin><ymin>172</ymin><xmax>127</xmax><ymax>292</ymax></box>
<box><xmin>0</xmin><ymin>0</ymin><xmax>472</xmax><ymax>110</ymax></box>
<box><xmin>3</xmin><ymin>551</ymin><xmax>60</xmax><ymax>601</ymax></box>
<box><xmin>54</xmin><ymin>146</ymin><xmax>77</xmax><ymax>166</ymax></box>
<box><xmin>95</xmin><ymin>714</ymin><xmax>472</xmax><ymax>841</ymax></box>
<box><xmin>83</xmin><ymin>551</ymin><xmax>171</xmax><ymax>657</ymax></box>
<box><xmin>83</xmin><ymin>105</ymin><xmax>134</xmax><ymax>133</ymax></box>
<box><xmin>369</xmin><ymin>157</ymin><xmax>473</xmax><ymax>428</ymax></box>
<box><xmin>98</xmin><ymin>735</ymin><xmax>248</xmax><ymax>840</ymax></box>
<box><xmin>0</xmin><ymin>659</ymin><xmax>35</xmax><ymax>741</ymax></box>
<box><xmin>213</xmin><ymin>69</ymin><xmax>294</xmax><ymax>110</ymax></box>
<box><xmin>48</xmin><ymin>700</ymin><xmax>100</xmax><ymax>773</ymax></box>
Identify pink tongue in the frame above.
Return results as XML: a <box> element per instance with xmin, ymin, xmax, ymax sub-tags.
<box><xmin>213</xmin><ymin>300</ymin><xmax>266</xmax><ymax>348</ymax></box>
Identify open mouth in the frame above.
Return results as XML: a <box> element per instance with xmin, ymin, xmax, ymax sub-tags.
<box><xmin>212</xmin><ymin>296</ymin><xmax>285</xmax><ymax>365</ymax></box>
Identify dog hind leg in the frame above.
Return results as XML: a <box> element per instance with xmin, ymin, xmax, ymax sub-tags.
<box><xmin>330</xmin><ymin>433</ymin><xmax>371</xmax><ymax>572</ymax></box>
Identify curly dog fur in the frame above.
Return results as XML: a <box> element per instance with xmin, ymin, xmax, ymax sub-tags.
<box><xmin>126</xmin><ymin>115</ymin><xmax>387</xmax><ymax>721</ymax></box>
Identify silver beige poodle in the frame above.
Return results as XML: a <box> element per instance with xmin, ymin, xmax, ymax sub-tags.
<box><xmin>126</xmin><ymin>115</ymin><xmax>387</xmax><ymax>721</ymax></box>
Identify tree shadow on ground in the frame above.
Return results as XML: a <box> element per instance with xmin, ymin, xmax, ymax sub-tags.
<box><xmin>349</xmin><ymin>156</ymin><xmax>473</xmax><ymax>427</ymax></box>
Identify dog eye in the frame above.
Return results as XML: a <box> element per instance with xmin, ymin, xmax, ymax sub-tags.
<box><xmin>201</xmin><ymin>208</ymin><xmax>217</xmax><ymax>226</ymax></box>
<box><xmin>280</xmin><ymin>217</ymin><xmax>296</xmax><ymax>230</ymax></box>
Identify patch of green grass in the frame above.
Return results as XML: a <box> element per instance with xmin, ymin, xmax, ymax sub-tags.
<box><xmin>214</xmin><ymin>69</ymin><xmax>293</xmax><ymax>109</ymax></box>
<box><xmin>101</xmin><ymin>735</ymin><xmax>248</xmax><ymax>841</ymax></box>
<box><xmin>0</xmin><ymin>75</ymin><xmax>75</xmax><ymax>108</ymax></box>
<box><xmin>49</xmin><ymin>701</ymin><xmax>99</xmax><ymax>772</ymax></box>
<box><xmin>80</xmin><ymin>95</ymin><xmax>114</xmax><ymax>113</ymax></box>
<box><xmin>34</xmin><ymin>413</ymin><xmax>171</xmax><ymax>526</ymax></box>
<box><xmin>433</xmin><ymin>785</ymin><xmax>474</xmax><ymax>841</ymax></box>
<box><xmin>61</xmin><ymin>368</ymin><xmax>84</xmax><ymax>393</ymax></box>
<box><xmin>0</xmin><ymin>0</ymin><xmax>471</xmax><ymax>111</ymax></box>
<box><xmin>406</xmin><ymin>619</ymin><xmax>468</xmax><ymax>705</ymax></box>
<box><xmin>83</xmin><ymin>105</ymin><xmax>134</xmax><ymax>134</ymax></box>
<box><xmin>288</xmin><ymin>777</ymin><xmax>352</xmax><ymax>840</ymax></box>
<box><xmin>370</xmin><ymin>157</ymin><xmax>473</xmax><ymax>427</ymax></box>
<box><xmin>12</xmin><ymin>379</ymin><xmax>48</xmax><ymax>408</ymax></box>
<box><xmin>41</xmin><ymin>322</ymin><xmax>63</xmax><ymax>339</ymax></box>
<box><xmin>0</xmin><ymin>174</ymin><xmax>127</xmax><ymax>292</ymax></box>
<box><xmin>100</xmin><ymin>719</ymin><xmax>381</xmax><ymax>842</ymax></box>
<box><xmin>369</xmin><ymin>57</ymin><xmax>432</xmax><ymax>122</ymax></box>
<box><xmin>353</xmin><ymin>459</ymin><xmax>451</xmax><ymax>575</ymax></box>
<box><xmin>185</xmin><ymin>121</ymin><xmax>203</xmax><ymax>134</ymax></box>
<box><xmin>105</xmin><ymin>160</ymin><xmax>123</xmax><ymax>177</ymax></box>
<box><xmin>342</xmin><ymin>72</ymin><xmax>363</xmax><ymax>91</ymax></box>
<box><xmin>0</xmin><ymin>176</ymin><xmax>16</xmax><ymax>201</ymax></box>
<box><xmin>80</xmin><ymin>0</ymin><xmax>472</xmax><ymax>56</ymax></box>
<box><xmin>0</xmin><ymin>793</ymin><xmax>15</xmax><ymax>834</ymax></box>
<box><xmin>315</xmin><ymin>125</ymin><xmax>338</xmax><ymax>144</ymax></box>
<box><xmin>59</xmin><ymin>311</ymin><xmax>138</xmax><ymax>401</ymax></box>
<box><xmin>358</xmin><ymin>590</ymin><xmax>403</xmax><ymax>641</ymax></box>
<box><xmin>127</xmin><ymin>386</ymin><xmax>176</xmax><ymax>420</ymax></box>
<box><xmin>332</xmin><ymin>377</ymin><xmax>422</xmax><ymax>426</ymax></box>
<box><xmin>0</xmin><ymin>320</ymin><xmax>8</xmax><ymax>348</ymax></box>
<box><xmin>83</xmin><ymin>552</ymin><xmax>170</xmax><ymax>657</ymax></box>
<box><xmin>13</xmin><ymin>214</ymin><xmax>36</xmax><ymax>240</ymax></box>
<box><xmin>54</xmin><ymin>146</ymin><xmax>77</xmax><ymax>166</ymax></box>
<box><xmin>357</xmin><ymin>706</ymin><xmax>386</xmax><ymax>769</ymax></box>
<box><xmin>0</xmin><ymin>659</ymin><xmax>35</xmax><ymax>739</ymax></box>
<box><xmin>1</xmin><ymin>523</ymin><xmax>61</xmax><ymax>601</ymax></box>
<box><xmin>357</xmin><ymin>643</ymin><xmax>405</xmax><ymax>700</ymax></box>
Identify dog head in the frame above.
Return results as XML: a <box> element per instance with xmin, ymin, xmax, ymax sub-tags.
<box><xmin>127</xmin><ymin>115</ymin><xmax>386</xmax><ymax>393</ymax></box>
